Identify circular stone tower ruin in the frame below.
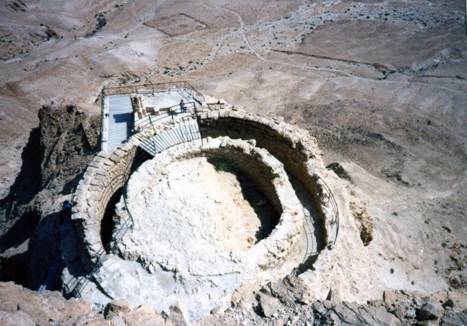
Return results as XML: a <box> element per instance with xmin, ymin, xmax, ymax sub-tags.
<box><xmin>61</xmin><ymin>83</ymin><xmax>339</xmax><ymax>320</ymax></box>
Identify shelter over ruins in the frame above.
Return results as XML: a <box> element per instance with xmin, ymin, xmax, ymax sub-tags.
<box><xmin>63</xmin><ymin>82</ymin><xmax>339</xmax><ymax>320</ymax></box>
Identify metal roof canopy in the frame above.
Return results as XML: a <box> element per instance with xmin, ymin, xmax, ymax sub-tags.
<box><xmin>101</xmin><ymin>82</ymin><xmax>204</xmax><ymax>152</ymax></box>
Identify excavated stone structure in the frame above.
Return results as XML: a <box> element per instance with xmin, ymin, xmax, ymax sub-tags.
<box><xmin>63</xmin><ymin>96</ymin><xmax>340</xmax><ymax>320</ymax></box>
<box><xmin>120</xmin><ymin>137</ymin><xmax>304</xmax><ymax>269</ymax></box>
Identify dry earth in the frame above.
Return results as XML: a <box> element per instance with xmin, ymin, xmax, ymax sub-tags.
<box><xmin>0</xmin><ymin>0</ymin><xmax>466</xmax><ymax>324</ymax></box>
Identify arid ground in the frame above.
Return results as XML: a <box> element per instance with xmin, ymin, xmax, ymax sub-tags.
<box><xmin>0</xmin><ymin>0</ymin><xmax>465</xmax><ymax>325</ymax></box>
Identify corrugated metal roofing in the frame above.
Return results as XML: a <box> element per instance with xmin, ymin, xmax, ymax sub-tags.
<box><xmin>107</xmin><ymin>95</ymin><xmax>133</xmax><ymax>152</ymax></box>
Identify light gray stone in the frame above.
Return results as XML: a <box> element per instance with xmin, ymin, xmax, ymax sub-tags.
<box><xmin>417</xmin><ymin>302</ymin><xmax>444</xmax><ymax>321</ymax></box>
<box><xmin>258</xmin><ymin>293</ymin><xmax>283</xmax><ymax>317</ymax></box>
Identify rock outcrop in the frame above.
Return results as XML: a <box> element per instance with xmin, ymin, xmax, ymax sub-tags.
<box><xmin>198</xmin><ymin>277</ymin><xmax>467</xmax><ymax>326</ymax></box>
<box><xmin>0</xmin><ymin>105</ymin><xmax>99</xmax><ymax>289</ymax></box>
<box><xmin>1</xmin><ymin>279</ymin><xmax>465</xmax><ymax>326</ymax></box>
<box><xmin>0</xmin><ymin>281</ymin><xmax>187</xmax><ymax>325</ymax></box>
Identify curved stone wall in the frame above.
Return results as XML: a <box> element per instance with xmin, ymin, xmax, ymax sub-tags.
<box><xmin>70</xmin><ymin>103</ymin><xmax>339</xmax><ymax>275</ymax></box>
<box><xmin>71</xmin><ymin>121</ymin><xmax>189</xmax><ymax>270</ymax></box>
<box><xmin>196</xmin><ymin>104</ymin><xmax>338</xmax><ymax>248</ymax></box>
<box><xmin>71</xmin><ymin>144</ymin><xmax>137</xmax><ymax>269</ymax></box>
<box><xmin>122</xmin><ymin>137</ymin><xmax>304</xmax><ymax>270</ymax></box>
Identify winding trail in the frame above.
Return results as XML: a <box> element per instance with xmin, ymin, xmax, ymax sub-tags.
<box><xmin>200</xmin><ymin>2</ymin><xmax>352</xmax><ymax>77</ymax></box>
<box><xmin>198</xmin><ymin>1</ymin><xmax>467</xmax><ymax>95</ymax></box>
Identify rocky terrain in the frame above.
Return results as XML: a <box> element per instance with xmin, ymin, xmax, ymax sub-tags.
<box><xmin>0</xmin><ymin>278</ymin><xmax>466</xmax><ymax>325</ymax></box>
<box><xmin>0</xmin><ymin>0</ymin><xmax>466</xmax><ymax>325</ymax></box>
<box><xmin>0</xmin><ymin>105</ymin><xmax>99</xmax><ymax>289</ymax></box>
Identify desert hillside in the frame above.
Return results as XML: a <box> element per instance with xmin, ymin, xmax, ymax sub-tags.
<box><xmin>0</xmin><ymin>0</ymin><xmax>465</xmax><ymax>325</ymax></box>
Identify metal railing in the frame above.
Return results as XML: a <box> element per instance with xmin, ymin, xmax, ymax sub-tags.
<box><xmin>295</xmin><ymin>175</ymin><xmax>339</xmax><ymax>275</ymax></box>
<box><xmin>133</xmin><ymin>101</ymin><xmax>197</xmax><ymax>132</ymax></box>
<box><xmin>301</xmin><ymin>209</ymin><xmax>317</xmax><ymax>256</ymax></box>
<box><xmin>102</xmin><ymin>81</ymin><xmax>205</xmax><ymax>105</ymax></box>
<box><xmin>134</xmin><ymin>115</ymin><xmax>202</xmax><ymax>156</ymax></box>
<box><xmin>318</xmin><ymin>176</ymin><xmax>339</xmax><ymax>248</ymax></box>
<box><xmin>100</xmin><ymin>81</ymin><xmax>204</xmax><ymax>153</ymax></box>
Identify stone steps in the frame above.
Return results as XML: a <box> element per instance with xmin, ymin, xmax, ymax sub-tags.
<box><xmin>136</xmin><ymin>116</ymin><xmax>201</xmax><ymax>157</ymax></box>
<box><xmin>71</xmin><ymin>212</ymin><xmax>135</xmax><ymax>298</ymax></box>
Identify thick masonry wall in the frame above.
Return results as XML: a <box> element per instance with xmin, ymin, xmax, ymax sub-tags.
<box><xmin>70</xmin><ymin>104</ymin><xmax>338</xmax><ymax>274</ymax></box>
<box><xmin>71</xmin><ymin>121</ymin><xmax>185</xmax><ymax>270</ymax></box>
<box><xmin>199</xmin><ymin>143</ymin><xmax>282</xmax><ymax>214</ymax></box>
<box><xmin>71</xmin><ymin>143</ymin><xmax>137</xmax><ymax>270</ymax></box>
<box><xmin>124</xmin><ymin>137</ymin><xmax>304</xmax><ymax>269</ymax></box>
<box><xmin>197</xmin><ymin>105</ymin><xmax>338</xmax><ymax>247</ymax></box>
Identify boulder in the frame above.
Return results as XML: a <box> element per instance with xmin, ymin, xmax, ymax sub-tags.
<box><xmin>441</xmin><ymin>309</ymin><xmax>467</xmax><ymax>326</ymax></box>
<box><xmin>416</xmin><ymin>302</ymin><xmax>444</xmax><ymax>321</ymax></box>
<box><xmin>416</xmin><ymin>321</ymin><xmax>440</xmax><ymax>326</ymax></box>
<box><xmin>0</xmin><ymin>310</ymin><xmax>35</xmax><ymax>326</ymax></box>
<box><xmin>383</xmin><ymin>290</ymin><xmax>414</xmax><ymax>320</ymax></box>
<box><xmin>123</xmin><ymin>304</ymin><xmax>165</xmax><ymax>325</ymax></box>
<box><xmin>0</xmin><ymin>281</ymin><xmax>106</xmax><ymax>324</ymax></box>
<box><xmin>318</xmin><ymin>302</ymin><xmax>401</xmax><ymax>326</ymax></box>
<box><xmin>267</xmin><ymin>275</ymin><xmax>309</xmax><ymax>305</ymax></box>
<box><xmin>166</xmin><ymin>305</ymin><xmax>189</xmax><ymax>326</ymax></box>
<box><xmin>104</xmin><ymin>300</ymin><xmax>131</xmax><ymax>319</ymax></box>
<box><xmin>258</xmin><ymin>292</ymin><xmax>283</xmax><ymax>317</ymax></box>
